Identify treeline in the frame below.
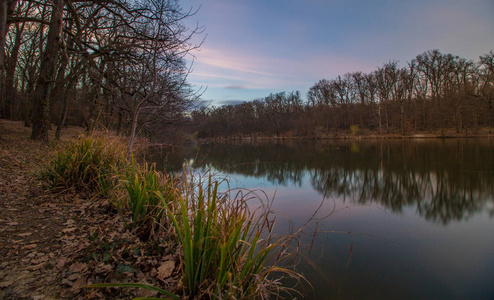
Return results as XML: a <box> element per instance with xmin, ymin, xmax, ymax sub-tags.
<box><xmin>0</xmin><ymin>0</ymin><xmax>199</xmax><ymax>148</ymax></box>
<box><xmin>191</xmin><ymin>50</ymin><xmax>494</xmax><ymax>138</ymax></box>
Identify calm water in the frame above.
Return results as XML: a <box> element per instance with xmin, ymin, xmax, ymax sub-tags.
<box><xmin>144</xmin><ymin>139</ymin><xmax>494</xmax><ymax>299</ymax></box>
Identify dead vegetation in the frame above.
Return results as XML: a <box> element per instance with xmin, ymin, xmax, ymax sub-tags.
<box><xmin>0</xmin><ymin>120</ymin><xmax>181</xmax><ymax>299</ymax></box>
<box><xmin>0</xmin><ymin>120</ymin><xmax>305</xmax><ymax>299</ymax></box>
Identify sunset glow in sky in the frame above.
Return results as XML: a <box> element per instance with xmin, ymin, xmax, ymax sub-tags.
<box><xmin>181</xmin><ymin>0</ymin><xmax>494</xmax><ymax>106</ymax></box>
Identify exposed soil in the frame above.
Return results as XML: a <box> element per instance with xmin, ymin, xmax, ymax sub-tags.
<box><xmin>0</xmin><ymin>120</ymin><xmax>180</xmax><ymax>299</ymax></box>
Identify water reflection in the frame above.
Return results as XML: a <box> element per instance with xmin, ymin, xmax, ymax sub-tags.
<box><xmin>142</xmin><ymin>139</ymin><xmax>494</xmax><ymax>299</ymax></box>
<box><xmin>142</xmin><ymin>139</ymin><xmax>494</xmax><ymax>224</ymax></box>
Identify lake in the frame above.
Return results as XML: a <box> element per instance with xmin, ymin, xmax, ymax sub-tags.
<box><xmin>144</xmin><ymin>138</ymin><xmax>494</xmax><ymax>299</ymax></box>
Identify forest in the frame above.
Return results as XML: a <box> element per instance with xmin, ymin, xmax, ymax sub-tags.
<box><xmin>191</xmin><ymin>50</ymin><xmax>494</xmax><ymax>138</ymax></box>
<box><xmin>0</xmin><ymin>0</ymin><xmax>200</xmax><ymax>150</ymax></box>
<box><xmin>1</xmin><ymin>0</ymin><xmax>494</xmax><ymax>146</ymax></box>
<box><xmin>1</xmin><ymin>1</ymin><xmax>494</xmax><ymax>298</ymax></box>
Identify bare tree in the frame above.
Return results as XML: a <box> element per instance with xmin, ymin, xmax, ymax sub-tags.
<box><xmin>472</xmin><ymin>51</ymin><xmax>494</xmax><ymax>125</ymax></box>
<box><xmin>0</xmin><ymin>0</ymin><xmax>18</xmax><ymax>113</ymax></box>
<box><xmin>30</xmin><ymin>0</ymin><xmax>63</xmax><ymax>142</ymax></box>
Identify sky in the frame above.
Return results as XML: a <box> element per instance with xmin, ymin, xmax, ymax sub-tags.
<box><xmin>179</xmin><ymin>0</ymin><xmax>494</xmax><ymax>106</ymax></box>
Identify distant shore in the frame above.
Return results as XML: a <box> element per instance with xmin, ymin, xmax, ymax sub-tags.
<box><xmin>198</xmin><ymin>127</ymin><xmax>494</xmax><ymax>143</ymax></box>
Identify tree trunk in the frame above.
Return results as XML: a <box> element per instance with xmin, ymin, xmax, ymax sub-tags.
<box><xmin>0</xmin><ymin>0</ymin><xmax>8</xmax><ymax>113</ymax></box>
<box><xmin>455</xmin><ymin>109</ymin><xmax>462</xmax><ymax>134</ymax></box>
<box><xmin>0</xmin><ymin>0</ymin><xmax>18</xmax><ymax>117</ymax></box>
<box><xmin>384</xmin><ymin>103</ymin><xmax>389</xmax><ymax>133</ymax></box>
<box><xmin>31</xmin><ymin>0</ymin><xmax>63</xmax><ymax>142</ymax></box>
<box><xmin>400</xmin><ymin>101</ymin><xmax>405</xmax><ymax>134</ymax></box>
<box><xmin>117</xmin><ymin>111</ymin><xmax>123</xmax><ymax>135</ymax></box>
<box><xmin>4</xmin><ymin>22</ymin><xmax>23</xmax><ymax>120</ymax></box>
<box><xmin>55</xmin><ymin>80</ymin><xmax>74</xmax><ymax>141</ymax></box>
<box><xmin>378</xmin><ymin>103</ymin><xmax>382</xmax><ymax>134</ymax></box>
<box><xmin>128</xmin><ymin>110</ymin><xmax>139</xmax><ymax>157</ymax></box>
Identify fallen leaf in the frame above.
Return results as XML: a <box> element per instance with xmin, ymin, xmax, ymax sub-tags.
<box><xmin>62</xmin><ymin>227</ymin><xmax>77</xmax><ymax>233</ymax></box>
<box><xmin>61</xmin><ymin>279</ymin><xmax>73</xmax><ymax>287</ymax></box>
<box><xmin>21</xmin><ymin>243</ymin><xmax>37</xmax><ymax>250</ymax></box>
<box><xmin>64</xmin><ymin>219</ymin><xmax>76</xmax><ymax>226</ymax></box>
<box><xmin>162</xmin><ymin>254</ymin><xmax>173</xmax><ymax>261</ymax></box>
<box><xmin>33</xmin><ymin>256</ymin><xmax>48</xmax><ymax>263</ymax></box>
<box><xmin>95</xmin><ymin>263</ymin><xmax>112</xmax><ymax>274</ymax></box>
<box><xmin>0</xmin><ymin>281</ymin><xmax>14</xmax><ymax>288</ymax></box>
<box><xmin>68</xmin><ymin>262</ymin><xmax>87</xmax><ymax>273</ymax></box>
<box><xmin>135</xmin><ymin>285</ymin><xmax>150</xmax><ymax>297</ymax></box>
<box><xmin>25</xmin><ymin>262</ymin><xmax>48</xmax><ymax>271</ymax></box>
<box><xmin>7</xmin><ymin>222</ymin><xmax>18</xmax><ymax>226</ymax></box>
<box><xmin>157</xmin><ymin>260</ymin><xmax>175</xmax><ymax>280</ymax></box>
<box><xmin>72</xmin><ymin>277</ymin><xmax>86</xmax><ymax>291</ymax></box>
<box><xmin>56</xmin><ymin>257</ymin><xmax>67</xmax><ymax>269</ymax></box>
<box><xmin>67</xmin><ymin>274</ymin><xmax>79</xmax><ymax>281</ymax></box>
<box><xmin>17</xmin><ymin>232</ymin><xmax>32</xmax><ymax>237</ymax></box>
<box><xmin>62</xmin><ymin>234</ymin><xmax>76</xmax><ymax>241</ymax></box>
<box><xmin>71</xmin><ymin>277</ymin><xmax>86</xmax><ymax>290</ymax></box>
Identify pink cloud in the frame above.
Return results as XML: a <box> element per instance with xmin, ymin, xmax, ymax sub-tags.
<box><xmin>189</xmin><ymin>45</ymin><xmax>377</xmax><ymax>91</ymax></box>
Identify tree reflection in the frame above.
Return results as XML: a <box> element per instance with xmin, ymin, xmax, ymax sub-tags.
<box><xmin>147</xmin><ymin>139</ymin><xmax>494</xmax><ymax>224</ymax></box>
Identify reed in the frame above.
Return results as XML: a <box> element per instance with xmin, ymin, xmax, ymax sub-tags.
<box><xmin>159</xmin><ymin>171</ymin><xmax>303</xmax><ymax>299</ymax></box>
<box><xmin>42</xmin><ymin>135</ymin><xmax>305</xmax><ymax>298</ymax></box>
<box><xmin>41</xmin><ymin>135</ymin><xmax>125</xmax><ymax>195</ymax></box>
<box><xmin>122</xmin><ymin>157</ymin><xmax>176</xmax><ymax>226</ymax></box>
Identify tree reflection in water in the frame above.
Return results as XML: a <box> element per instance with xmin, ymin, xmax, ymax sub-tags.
<box><xmin>142</xmin><ymin>138</ymin><xmax>494</xmax><ymax>225</ymax></box>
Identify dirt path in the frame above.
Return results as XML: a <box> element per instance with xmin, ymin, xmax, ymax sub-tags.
<box><xmin>0</xmin><ymin>121</ymin><xmax>180</xmax><ymax>299</ymax></box>
<box><xmin>0</xmin><ymin>134</ymin><xmax>70</xmax><ymax>299</ymax></box>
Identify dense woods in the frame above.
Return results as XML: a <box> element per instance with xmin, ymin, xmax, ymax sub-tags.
<box><xmin>0</xmin><ymin>0</ymin><xmax>200</xmax><ymax>146</ymax></box>
<box><xmin>191</xmin><ymin>50</ymin><xmax>494</xmax><ymax>138</ymax></box>
<box><xmin>1</xmin><ymin>1</ymin><xmax>493</xmax><ymax>143</ymax></box>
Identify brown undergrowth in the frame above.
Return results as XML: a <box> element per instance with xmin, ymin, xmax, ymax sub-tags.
<box><xmin>0</xmin><ymin>120</ymin><xmax>181</xmax><ymax>299</ymax></box>
<box><xmin>0</xmin><ymin>120</ymin><xmax>305</xmax><ymax>299</ymax></box>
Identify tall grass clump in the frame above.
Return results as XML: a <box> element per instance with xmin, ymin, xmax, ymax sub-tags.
<box><xmin>159</xmin><ymin>171</ymin><xmax>303</xmax><ymax>299</ymax></box>
<box><xmin>122</xmin><ymin>157</ymin><xmax>177</xmax><ymax>227</ymax></box>
<box><xmin>41</xmin><ymin>135</ymin><xmax>126</xmax><ymax>195</ymax></box>
<box><xmin>42</xmin><ymin>136</ymin><xmax>306</xmax><ymax>298</ymax></box>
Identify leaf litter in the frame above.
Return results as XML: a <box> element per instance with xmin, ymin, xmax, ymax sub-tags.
<box><xmin>0</xmin><ymin>120</ymin><xmax>181</xmax><ymax>299</ymax></box>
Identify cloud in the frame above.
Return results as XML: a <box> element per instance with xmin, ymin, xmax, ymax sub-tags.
<box><xmin>189</xmin><ymin>45</ymin><xmax>377</xmax><ymax>93</ymax></box>
<box><xmin>197</xmin><ymin>48</ymin><xmax>274</xmax><ymax>77</ymax></box>
<box><xmin>182</xmin><ymin>0</ymin><xmax>494</xmax><ymax>106</ymax></box>
<box><xmin>190</xmin><ymin>47</ymin><xmax>286</xmax><ymax>89</ymax></box>
<box><xmin>225</xmin><ymin>85</ymin><xmax>247</xmax><ymax>90</ymax></box>
<box><xmin>189</xmin><ymin>99</ymin><xmax>210</xmax><ymax>109</ymax></box>
<box><xmin>216</xmin><ymin>99</ymin><xmax>246</xmax><ymax>106</ymax></box>
<box><xmin>186</xmin><ymin>43</ymin><xmax>383</xmax><ymax>107</ymax></box>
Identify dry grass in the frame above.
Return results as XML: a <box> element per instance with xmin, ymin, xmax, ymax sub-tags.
<box><xmin>3</xmin><ymin>119</ymin><xmax>307</xmax><ymax>299</ymax></box>
<box><xmin>0</xmin><ymin>120</ymin><xmax>152</xmax><ymax>152</ymax></box>
<box><xmin>0</xmin><ymin>120</ymin><xmax>85</xmax><ymax>141</ymax></box>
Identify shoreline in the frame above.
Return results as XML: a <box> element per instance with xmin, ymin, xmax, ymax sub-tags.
<box><xmin>0</xmin><ymin>120</ymin><xmax>182</xmax><ymax>298</ymax></box>
<box><xmin>198</xmin><ymin>130</ymin><xmax>494</xmax><ymax>143</ymax></box>
<box><xmin>0</xmin><ymin>119</ymin><xmax>298</xmax><ymax>299</ymax></box>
